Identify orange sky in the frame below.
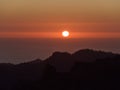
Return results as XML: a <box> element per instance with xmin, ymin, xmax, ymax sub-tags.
<box><xmin>0</xmin><ymin>32</ymin><xmax>120</xmax><ymax>39</ymax></box>
<box><xmin>0</xmin><ymin>0</ymin><xmax>120</xmax><ymax>38</ymax></box>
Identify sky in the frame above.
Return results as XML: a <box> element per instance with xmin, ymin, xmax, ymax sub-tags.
<box><xmin>0</xmin><ymin>0</ymin><xmax>120</xmax><ymax>38</ymax></box>
<box><xmin>0</xmin><ymin>0</ymin><xmax>120</xmax><ymax>63</ymax></box>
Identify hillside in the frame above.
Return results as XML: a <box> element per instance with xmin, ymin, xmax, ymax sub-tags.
<box><xmin>0</xmin><ymin>49</ymin><xmax>120</xmax><ymax>90</ymax></box>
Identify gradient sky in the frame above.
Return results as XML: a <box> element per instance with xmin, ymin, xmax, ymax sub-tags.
<box><xmin>0</xmin><ymin>0</ymin><xmax>120</xmax><ymax>63</ymax></box>
<box><xmin>0</xmin><ymin>0</ymin><xmax>120</xmax><ymax>38</ymax></box>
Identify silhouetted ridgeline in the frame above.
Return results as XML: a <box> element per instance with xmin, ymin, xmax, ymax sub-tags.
<box><xmin>0</xmin><ymin>49</ymin><xmax>120</xmax><ymax>90</ymax></box>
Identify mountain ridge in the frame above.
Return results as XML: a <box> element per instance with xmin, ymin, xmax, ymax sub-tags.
<box><xmin>0</xmin><ymin>49</ymin><xmax>120</xmax><ymax>90</ymax></box>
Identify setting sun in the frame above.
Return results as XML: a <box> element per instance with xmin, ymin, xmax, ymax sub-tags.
<box><xmin>62</xmin><ymin>31</ymin><xmax>70</xmax><ymax>37</ymax></box>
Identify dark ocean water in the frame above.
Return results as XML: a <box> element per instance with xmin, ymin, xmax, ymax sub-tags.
<box><xmin>0</xmin><ymin>38</ymin><xmax>120</xmax><ymax>63</ymax></box>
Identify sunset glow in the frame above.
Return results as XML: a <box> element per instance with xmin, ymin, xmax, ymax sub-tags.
<box><xmin>62</xmin><ymin>31</ymin><xmax>70</xmax><ymax>37</ymax></box>
<box><xmin>0</xmin><ymin>0</ymin><xmax>120</xmax><ymax>63</ymax></box>
<box><xmin>0</xmin><ymin>32</ymin><xmax>120</xmax><ymax>39</ymax></box>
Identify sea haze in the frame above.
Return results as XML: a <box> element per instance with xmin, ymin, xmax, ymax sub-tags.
<box><xmin>0</xmin><ymin>38</ymin><xmax>120</xmax><ymax>64</ymax></box>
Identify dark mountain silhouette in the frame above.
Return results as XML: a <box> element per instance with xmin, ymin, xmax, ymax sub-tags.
<box><xmin>45</xmin><ymin>49</ymin><xmax>117</xmax><ymax>72</ymax></box>
<box><xmin>0</xmin><ymin>49</ymin><xmax>120</xmax><ymax>90</ymax></box>
<box><xmin>72</xmin><ymin>49</ymin><xmax>116</xmax><ymax>62</ymax></box>
<box><xmin>45</xmin><ymin>52</ymin><xmax>73</xmax><ymax>72</ymax></box>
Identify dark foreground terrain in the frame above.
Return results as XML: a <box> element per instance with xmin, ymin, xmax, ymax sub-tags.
<box><xmin>0</xmin><ymin>49</ymin><xmax>120</xmax><ymax>90</ymax></box>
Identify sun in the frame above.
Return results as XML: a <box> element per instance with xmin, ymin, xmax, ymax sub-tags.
<box><xmin>62</xmin><ymin>31</ymin><xmax>70</xmax><ymax>37</ymax></box>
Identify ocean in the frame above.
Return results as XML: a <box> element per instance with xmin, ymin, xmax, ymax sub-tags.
<box><xmin>0</xmin><ymin>38</ymin><xmax>120</xmax><ymax>64</ymax></box>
